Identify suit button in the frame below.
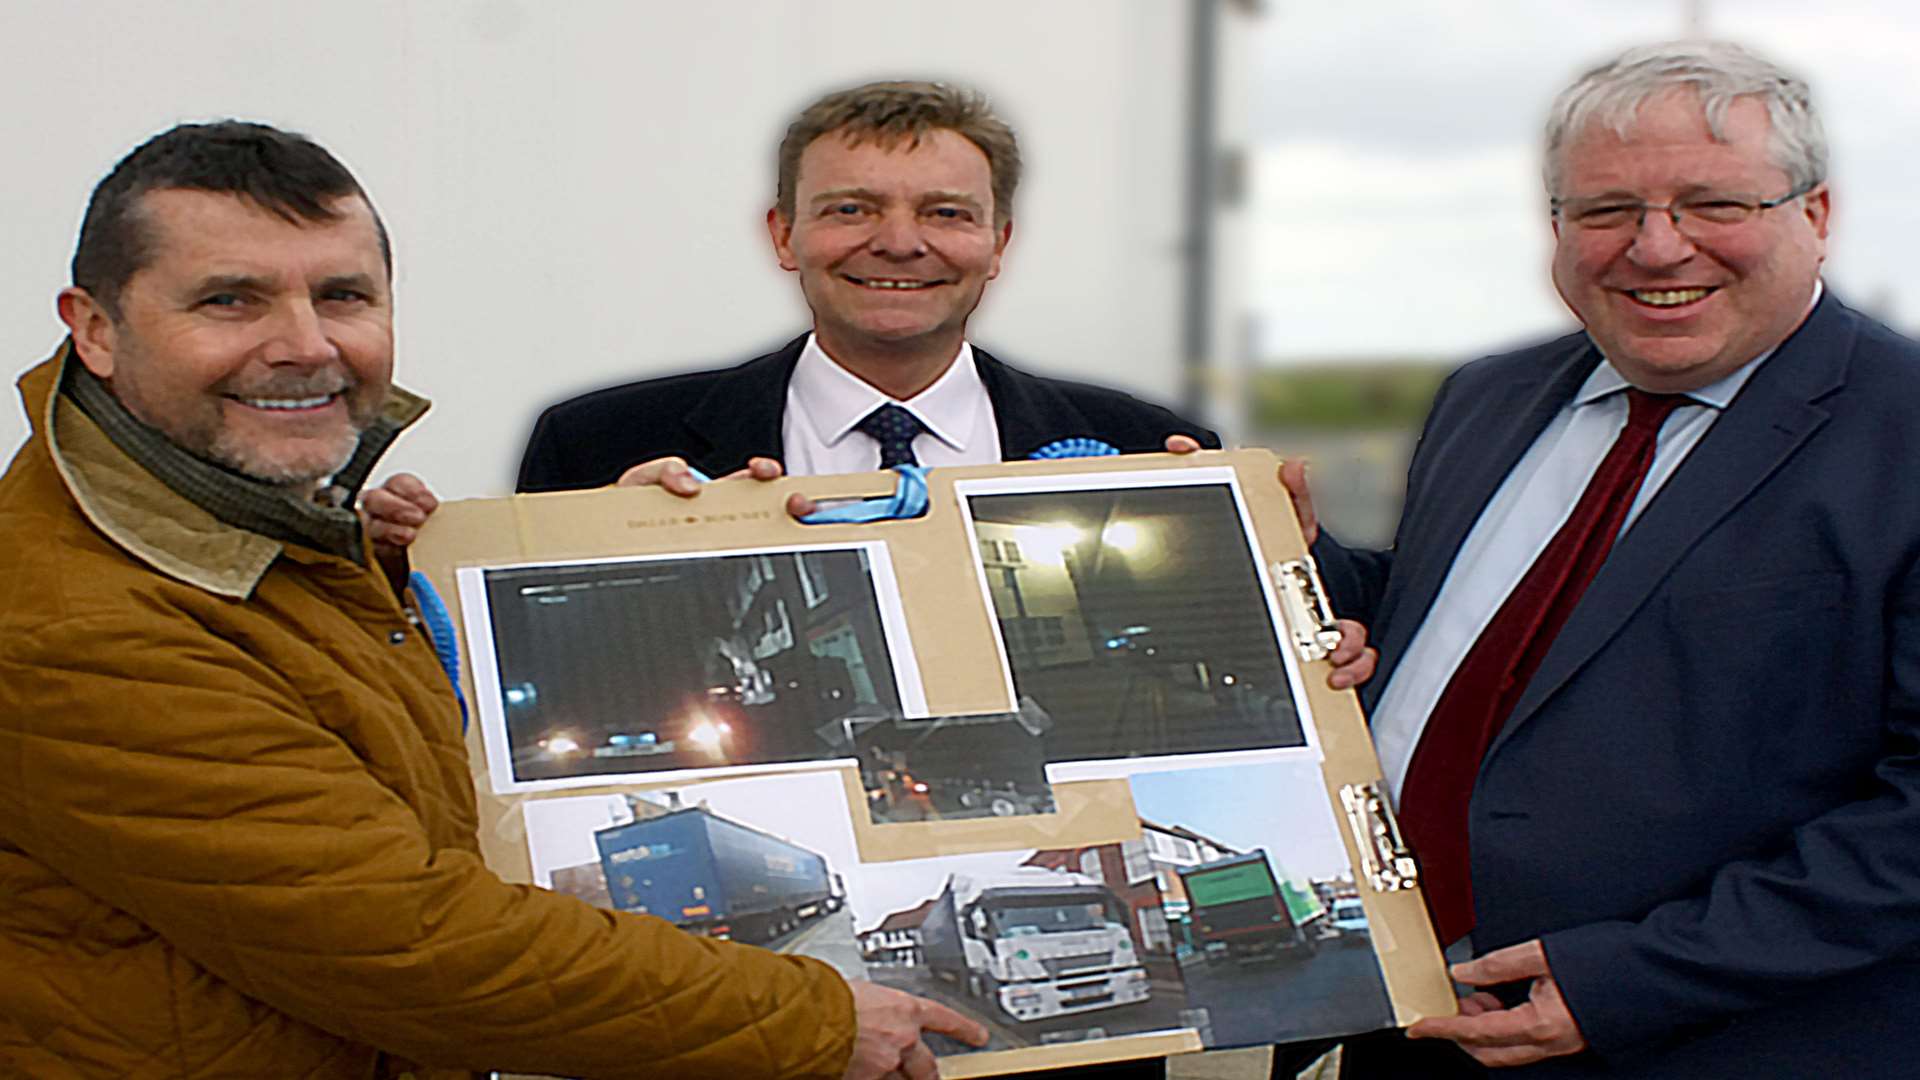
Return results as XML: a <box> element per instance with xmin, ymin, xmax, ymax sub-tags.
<box><xmin>388</xmin><ymin>630</ymin><xmax>407</xmax><ymax>645</ymax></box>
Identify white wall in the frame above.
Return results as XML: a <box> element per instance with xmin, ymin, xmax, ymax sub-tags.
<box><xmin>0</xmin><ymin>1</ymin><xmax>1218</xmax><ymax>498</ymax></box>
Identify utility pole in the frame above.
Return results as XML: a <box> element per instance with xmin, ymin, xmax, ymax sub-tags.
<box><xmin>1182</xmin><ymin>0</ymin><xmax>1220</xmax><ymax>420</ymax></box>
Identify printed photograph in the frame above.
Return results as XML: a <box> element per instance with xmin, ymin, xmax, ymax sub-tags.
<box><xmin>959</xmin><ymin>473</ymin><xmax>1309</xmax><ymax>769</ymax></box>
<box><xmin>850</xmin><ymin>847</ymin><xmax>1199</xmax><ymax>1058</ymax></box>
<box><xmin>523</xmin><ymin>772</ymin><xmax>866</xmax><ymax>980</ymax></box>
<box><xmin>460</xmin><ymin>543</ymin><xmax>923</xmax><ymax>791</ymax></box>
<box><xmin>855</xmin><ymin>696</ymin><xmax>1057</xmax><ymax>825</ymax></box>
<box><xmin>1127</xmin><ymin>760</ymin><xmax>1394</xmax><ymax>1048</ymax></box>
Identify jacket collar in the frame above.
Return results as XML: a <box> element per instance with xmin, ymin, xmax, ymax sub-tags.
<box><xmin>680</xmin><ymin>335</ymin><xmax>806</xmax><ymax>477</ymax></box>
<box><xmin>21</xmin><ymin>342</ymin><xmax>428</xmax><ymax>599</ymax></box>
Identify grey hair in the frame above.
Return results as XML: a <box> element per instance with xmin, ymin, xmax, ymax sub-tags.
<box><xmin>1544</xmin><ymin>40</ymin><xmax>1827</xmax><ymax>198</ymax></box>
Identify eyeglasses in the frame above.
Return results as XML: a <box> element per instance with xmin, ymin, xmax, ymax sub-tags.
<box><xmin>1551</xmin><ymin>181</ymin><xmax>1817</xmax><ymax>235</ymax></box>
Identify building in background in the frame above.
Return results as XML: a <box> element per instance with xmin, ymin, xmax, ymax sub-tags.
<box><xmin>0</xmin><ymin>1</ymin><xmax>1263</xmax><ymax>498</ymax></box>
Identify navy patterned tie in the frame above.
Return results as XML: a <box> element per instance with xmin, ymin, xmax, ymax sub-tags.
<box><xmin>855</xmin><ymin>403</ymin><xmax>927</xmax><ymax>469</ymax></box>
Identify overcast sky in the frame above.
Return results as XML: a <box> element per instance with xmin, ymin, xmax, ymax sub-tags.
<box><xmin>1249</xmin><ymin>0</ymin><xmax>1920</xmax><ymax>362</ymax></box>
<box><xmin>1128</xmin><ymin>758</ymin><xmax>1355</xmax><ymax>882</ymax></box>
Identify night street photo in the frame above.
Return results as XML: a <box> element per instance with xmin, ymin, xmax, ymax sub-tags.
<box><xmin>470</xmin><ymin>546</ymin><xmax>914</xmax><ymax>786</ymax></box>
<box><xmin>963</xmin><ymin>480</ymin><xmax>1307</xmax><ymax>765</ymax></box>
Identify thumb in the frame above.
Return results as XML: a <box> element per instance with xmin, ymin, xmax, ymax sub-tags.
<box><xmin>1451</xmin><ymin>940</ymin><xmax>1548</xmax><ymax>987</ymax></box>
<box><xmin>1278</xmin><ymin>458</ymin><xmax>1318</xmax><ymax>544</ymax></box>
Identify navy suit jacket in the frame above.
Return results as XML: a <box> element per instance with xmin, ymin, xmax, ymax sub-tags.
<box><xmin>1314</xmin><ymin>293</ymin><xmax>1920</xmax><ymax>1077</ymax></box>
<box><xmin>517</xmin><ymin>335</ymin><xmax>1218</xmax><ymax>492</ymax></box>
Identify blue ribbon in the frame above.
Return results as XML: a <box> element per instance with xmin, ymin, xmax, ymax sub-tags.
<box><xmin>1029</xmin><ymin>437</ymin><xmax>1119</xmax><ymax>460</ymax></box>
<box><xmin>789</xmin><ymin>438</ymin><xmax>1122</xmax><ymax>525</ymax></box>
<box><xmin>408</xmin><ymin>570</ymin><xmax>469</xmax><ymax>732</ymax></box>
<box><xmin>796</xmin><ymin>464</ymin><xmax>931</xmax><ymax>524</ymax></box>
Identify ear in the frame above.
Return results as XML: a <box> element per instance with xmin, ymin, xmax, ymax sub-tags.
<box><xmin>988</xmin><ymin>219</ymin><xmax>1013</xmax><ymax>281</ymax></box>
<box><xmin>767</xmin><ymin>207</ymin><xmax>799</xmax><ymax>272</ymax></box>
<box><xmin>1803</xmin><ymin>184</ymin><xmax>1832</xmax><ymax>242</ymax></box>
<box><xmin>56</xmin><ymin>287</ymin><xmax>119</xmax><ymax>379</ymax></box>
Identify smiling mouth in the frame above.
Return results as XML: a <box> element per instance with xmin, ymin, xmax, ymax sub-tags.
<box><xmin>228</xmin><ymin>391</ymin><xmax>343</xmax><ymax>412</ymax></box>
<box><xmin>1626</xmin><ymin>287</ymin><xmax>1716</xmax><ymax>308</ymax></box>
<box><xmin>841</xmin><ymin>274</ymin><xmax>947</xmax><ymax>290</ymax></box>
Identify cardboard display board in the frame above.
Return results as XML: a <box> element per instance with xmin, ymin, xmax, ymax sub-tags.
<box><xmin>414</xmin><ymin>450</ymin><xmax>1453</xmax><ymax>1076</ymax></box>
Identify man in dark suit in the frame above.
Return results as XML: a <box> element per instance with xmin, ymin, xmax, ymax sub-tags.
<box><xmin>515</xmin><ymin>79</ymin><xmax>1218</xmax><ymax>500</ymax></box>
<box><xmin>512</xmin><ymin>80</ymin><xmax>1214</xmax><ymax>1080</ymax></box>
<box><xmin>1289</xmin><ymin>40</ymin><xmax>1920</xmax><ymax>1079</ymax></box>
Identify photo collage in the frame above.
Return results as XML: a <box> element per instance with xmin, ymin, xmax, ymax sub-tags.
<box><xmin>460</xmin><ymin>468</ymin><xmax>1399</xmax><ymax>1068</ymax></box>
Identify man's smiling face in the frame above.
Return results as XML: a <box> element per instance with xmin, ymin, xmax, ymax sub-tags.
<box><xmin>769</xmin><ymin>127</ymin><xmax>1009</xmax><ymax>362</ymax></box>
<box><xmin>1549</xmin><ymin>89</ymin><xmax>1828</xmax><ymax>392</ymax></box>
<box><xmin>64</xmin><ymin>188</ymin><xmax>393</xmax><ymax>487</ymax></box>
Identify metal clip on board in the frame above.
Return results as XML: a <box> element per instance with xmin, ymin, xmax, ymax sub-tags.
<box><xmin>1341</xmin><ymin>782</ymin><xmax>1420</xmax><ymax>893</ymax></box>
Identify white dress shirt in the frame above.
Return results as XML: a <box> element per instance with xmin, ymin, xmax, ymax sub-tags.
<box><xmin>1368</xmin><ymin>342</ymin><xmax>1779</xmax><ymax>803</ymax></box>
<box><xmin>780</xmin><ymin>334</ymin><xmax>1003</xmax><ymax>477</ymax></box>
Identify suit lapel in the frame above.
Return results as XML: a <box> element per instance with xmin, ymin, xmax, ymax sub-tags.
<box><xmin>682</xmin><ymin>335</ymin><xmax>807</xmax><ymax>476</ymax></box>
<box><xmin>1489</xmin><ymin>297</ymin><xmax>1853</xmax><ymax>755</ymax></box>
<box><xmin>976</xmin><ymin>348</ymin><xmax>1092</xmax><ymax>460</ymax></box>
<box><xmin>1364</xmin><ymin>342</ymin><xmax>1599</xmax><ymax>705</ymax></box>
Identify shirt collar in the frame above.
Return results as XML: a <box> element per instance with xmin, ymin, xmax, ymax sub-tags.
<box><xmin>789</xmin><ymin>333</ymin><xmax>984</xmax><ymax>451</ymax></box>
<box><xmin>1576</xmin><ymin>279</ymin><xmax>1823</xmax><ymax>411</ymax></box>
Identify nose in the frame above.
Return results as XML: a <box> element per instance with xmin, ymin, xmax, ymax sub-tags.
<box><xmin>1625</xmin><ymin>207</ymin><xmax>1696</xmax><ymax>269</ymax></box>
<box><xmin>268</xmin><ymin>299</ymin><xmax>340</xmax><ymax>366</ymax></box>
<box><xmin>867</xmin><ymin>208</ymin><xmax>927</xmax><ymax>259</ymax></box>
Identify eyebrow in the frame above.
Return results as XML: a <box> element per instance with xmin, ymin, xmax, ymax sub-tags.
<box><xmin>316</xmin><ymin>272</ymin><xmax>384</xmax><ymax>296</ymax></box>
<box><xmin>1563</xmin><ymin>181</ymin><xmax>1756</xmax><ymax>202</ymax></box>
<box><xmin>809</xmin><ymin>187</ymin><xmax>884</xmax><ymax>207</ymax></box>
<box><xmin>189</xmin><ymin>273</ymin><xmax>276</xmax><ymax>295</ymax></box>
<box><xmin>919</xmin><ymin>191</ymin><xmax>986</xmax><ymax>213</ymax></box>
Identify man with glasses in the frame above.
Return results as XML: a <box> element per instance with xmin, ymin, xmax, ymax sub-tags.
<box><xmin>1287</xmin><ymin>39</ymin><xmax>1920</xmax><ymax>1078</ymax></box>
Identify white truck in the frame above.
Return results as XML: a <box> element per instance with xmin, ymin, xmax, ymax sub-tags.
<box><xmin>919</xmin><ymin>870</ymin><xmax>1150</xmax><ymax>1023</ymax></box>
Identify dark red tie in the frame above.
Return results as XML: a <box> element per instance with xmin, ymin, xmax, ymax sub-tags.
<box><xmin>1398</xmin><ymin>388</ymin><xmax>1687</xmax><ymax>944</ymax></box>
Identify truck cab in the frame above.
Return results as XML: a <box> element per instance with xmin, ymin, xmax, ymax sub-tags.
<box><xmin>922</xmin><ymin>871</ymin><xmax>1151</xmax><ymax>1023</ymax></box>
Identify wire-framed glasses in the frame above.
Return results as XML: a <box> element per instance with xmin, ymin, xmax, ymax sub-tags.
<box><xmin>1551</xmin><ymin>181</ymin><xmax>1818</xmax><ymax>235</ymax></box>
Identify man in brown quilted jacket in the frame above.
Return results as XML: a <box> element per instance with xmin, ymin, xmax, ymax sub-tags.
<box><xmin>0</xmin><ymin>120</ymin><xmax>984</xmax><ymax>1080</ymax></box>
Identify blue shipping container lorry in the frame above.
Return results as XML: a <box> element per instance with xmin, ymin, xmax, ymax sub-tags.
<box><xmin>594</xmin><ymin>806</ymin><xmax>840</xmax><ymax>942</ymax></box>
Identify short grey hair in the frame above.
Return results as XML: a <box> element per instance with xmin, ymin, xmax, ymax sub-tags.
<box><xmin>1544</xmin><ymin>40</ymin><xmax>1827</xmax><ymax>198</ymax></box>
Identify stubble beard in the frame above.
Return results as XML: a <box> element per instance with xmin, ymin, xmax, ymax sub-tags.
<box><xmin>117</xmin><ymin>363</ymin><xmax>375</xmax><ymax>491</ymax></box>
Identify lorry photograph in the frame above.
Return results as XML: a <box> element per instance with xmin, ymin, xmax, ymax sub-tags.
<box><xmin>919</xmin><ymin>869</ymin><xmax>1151</xmax><ymax>1023</ymax></box>
<box><xmin>594</xmin><ymin>805</ymin><xmax>842</xmax><ymax>943</ymax></box>
<box><xmin>1178</xmin><ymin>850</ymin><xmax>1321</xmax><ymax>965</ymax></box>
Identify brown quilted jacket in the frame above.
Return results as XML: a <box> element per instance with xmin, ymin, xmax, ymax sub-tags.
<box><xmin>0</xmin><ymin>348</ymin><xmax>855</xmax><ymax>1079</ymax></box>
